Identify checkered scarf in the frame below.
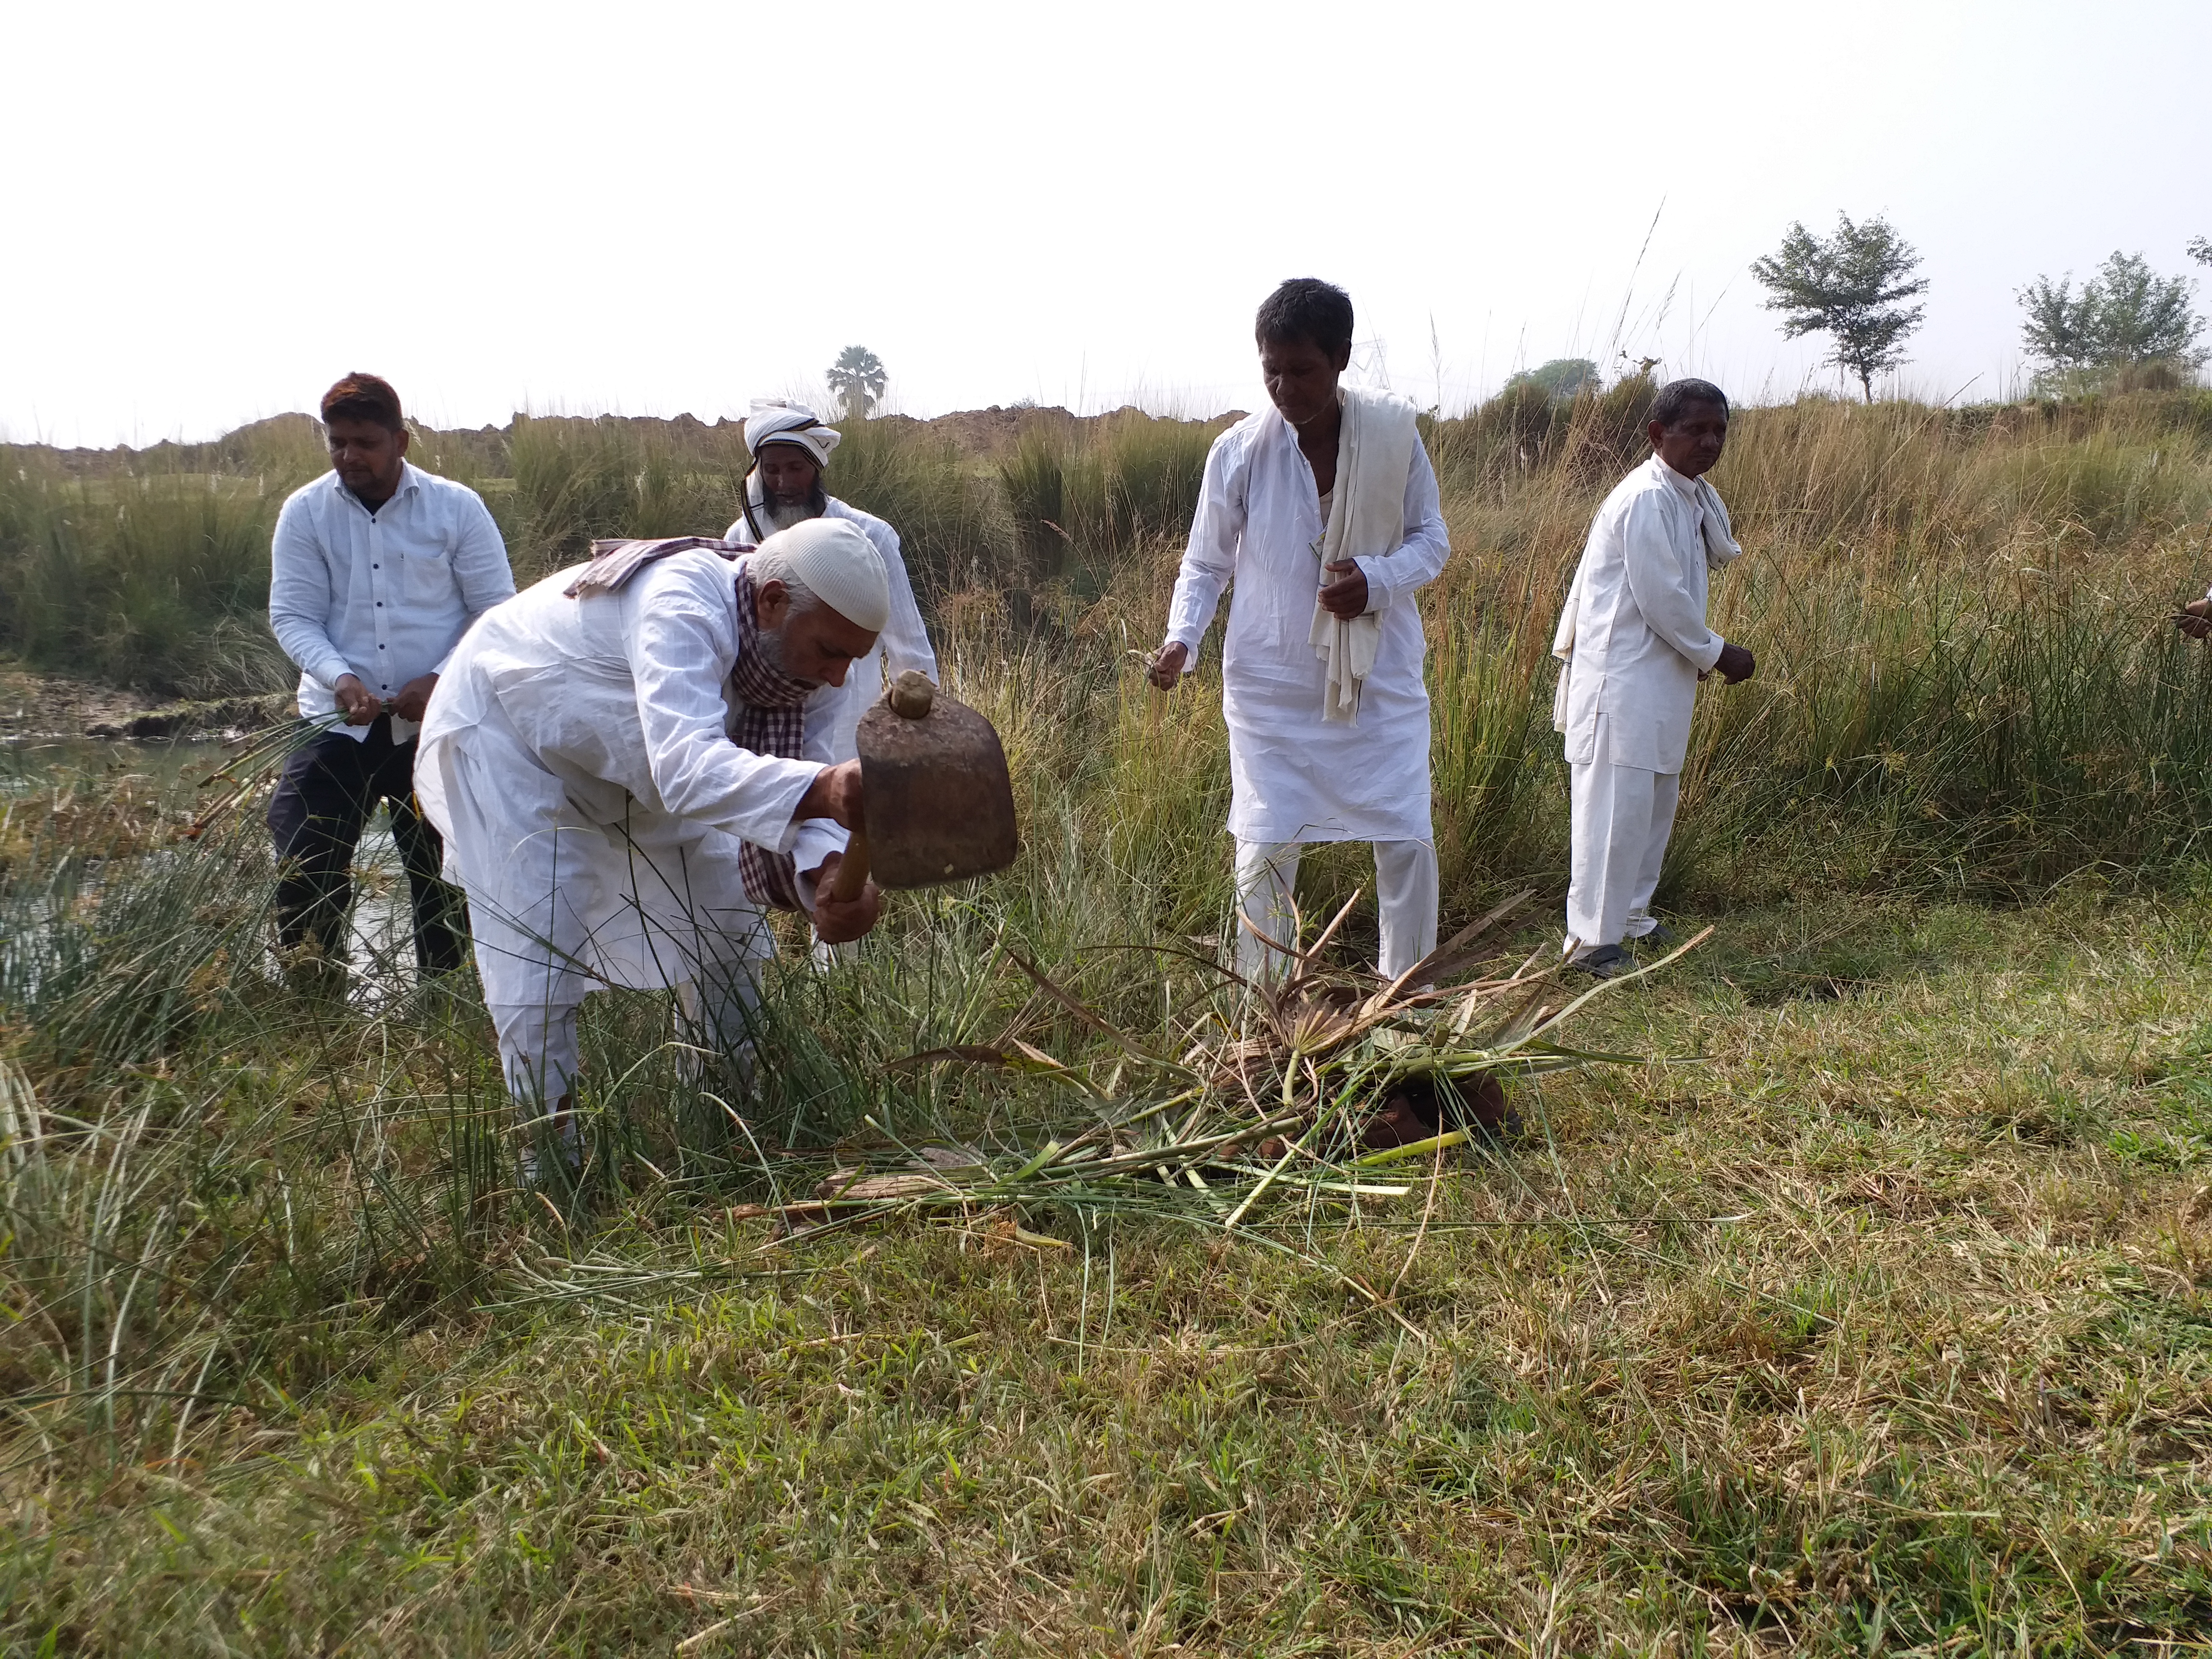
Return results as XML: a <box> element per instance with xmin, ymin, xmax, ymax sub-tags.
<box><xmin>565</xmin><ymin>535</ymin><xmax>740</xmax><ymax>597</ymax></box>
<box><xmin>729</xmin><ymin>568</ymin><xmax>816</xmax><ymax>912</ymax></box>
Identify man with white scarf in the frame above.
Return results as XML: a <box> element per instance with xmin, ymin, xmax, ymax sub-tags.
<box><xmin>1551</xmin><ymin>378</ymin><xmax>1755</xmax><ymax>979</ymax></box>
<box><xmin>1149</xmin><ymin>279</ymin><xmax>1452</xmax><ymax>982</ymax></box>
<box><xmin>415</xmin><ymin>519</ymin><xmax>890</xmax><ymax>1180</ymax></box>
<box><xmin>725</xmin><ymin>399</ymin><xmax>938</xmax><ymax>763</ymax></box>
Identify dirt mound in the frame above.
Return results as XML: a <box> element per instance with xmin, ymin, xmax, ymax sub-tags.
<box><xmin>8</xmin><ymin>403</ymin><xmax>1249</xmax><ymax>478</ymax></box>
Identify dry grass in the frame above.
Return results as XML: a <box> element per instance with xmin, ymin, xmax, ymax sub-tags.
<box><xmin>7</xmin><ymin>387</ymin><xmax>2212</xmax><ymax>1652</ymax></box>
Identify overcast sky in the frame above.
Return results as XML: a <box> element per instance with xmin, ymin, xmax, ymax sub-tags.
<box><xmin>4</xmin><ymin>0</ymin><xmax>2207</xmax><ymax>447</ymax></box>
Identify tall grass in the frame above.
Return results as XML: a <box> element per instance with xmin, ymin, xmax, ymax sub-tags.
<box><xmin>7</xmin><ymin>389</ymin><xmax>2212</xmax><ymax>885</ymax></box>
<box><xmin>1419</xmin><ymin>386</ymin><xmax>2212</xmax><ymax>900</ymax></box>
<box><xmin>0</xmin><ymin>459</ymin><xmax>298</xmax><ymax>696</ymax></box>
<box><xmin>998</xmin><ymin>409</ymin><xmax>1224</xmax><ymax>599</ymax></box>
<box><xmin>9</xmin><ymin>389</ymin><xmax>2212</xmax><ymax>1650</ymax></box>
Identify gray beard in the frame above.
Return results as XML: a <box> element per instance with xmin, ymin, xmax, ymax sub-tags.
<box><xmin>749</xmin><ymin>622</ymin><xmax>820</xmax><ymax>689</ymax></box>
<box><xmin>762</xmin><ymin>497</ymin><xmax>821</xmax><ymax>534</ymax></box>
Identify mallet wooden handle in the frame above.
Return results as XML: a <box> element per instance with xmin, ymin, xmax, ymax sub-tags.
<box><xmin>828</xmin><ymin>829</ymin><xmax>871</xmax><ymax>904</ymax></box>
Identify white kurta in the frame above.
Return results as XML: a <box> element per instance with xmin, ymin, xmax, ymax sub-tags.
<box><xmin>415</xmin><ymin>550</ymin><xmax>849</xmax><ymax>1016</ymax></box>
<box><xmin>1555</xmin><ymin>455</ymin><xmax>1743</xmax><ymax>955</ymax></box>
<box><xmin>1163</xmin><ymin>400</ymin><xmax>1451</xmax><ymax>843</ymax></box>
<box><xmin>1552</xmin><ymin>455</ymin><xmax>1740</xmax><ymax>775</ymax></box>
<box><xmin>725</xmin><ymin>494</ymin><xmax>937</xmax><ymax>765</ymax></box>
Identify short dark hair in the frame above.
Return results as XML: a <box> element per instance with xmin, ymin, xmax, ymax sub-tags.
<box><xmin>320</xmin><ymin>373</ymin><xmax>404</xmax><ymax>432</ymax></box>
<box><xmin>1255</xmin><ymin>278</ymin><xmax>1354</xmax><ymax>356</ymax></box>
<box><xmin>1647</xmin><ymin>378</ymin><xmax>1729</xmax><ymax>429</ymax></box>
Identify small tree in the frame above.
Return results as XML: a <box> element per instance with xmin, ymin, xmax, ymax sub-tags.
<box><xmin>1503</xmin><ymin>358</ymin><xmax>1601</xmax><ymax>401</ymax></box>
<box><xmin>826</xmin><ymin>345</ymin><xmax>888</xmax><ymax>419</ymax></box>
<box><xmin>2018</xmin><ymin>251</ymin><xmax>2206</xmax><ymax>386</ymax></box>
<box><xmin>1750</xmin><ymin>213</ymin><xmax>1929</xmax><ymax>402</ymax></box>
<box><xmin>2189</xmin><ymin>235</ymin><xmax>2210</xmax><ymax>269</ymax></box>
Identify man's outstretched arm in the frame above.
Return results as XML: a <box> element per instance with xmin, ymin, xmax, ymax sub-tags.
<box><xmin>1152</xmin><ymin>433</ymin><xmax>1247</xmax><ymax>688</ymax></box>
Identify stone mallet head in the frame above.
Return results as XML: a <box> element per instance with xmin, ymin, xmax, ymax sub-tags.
<box><xmin>826</xmin><ymin>672</ymin><xmax>1019</xmax><ymax>902</ymax></box>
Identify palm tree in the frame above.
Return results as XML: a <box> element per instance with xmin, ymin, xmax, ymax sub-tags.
<box><xmin>826</xmin><ymin>346</ymin><xmax>888</xmax><ymax>419</ymax></box>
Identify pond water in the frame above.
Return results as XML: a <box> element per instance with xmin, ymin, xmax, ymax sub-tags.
<box><xmin>3</xmin><ymin>734</ymin><xmax>421</xmax><ymax>1002</ymax></box>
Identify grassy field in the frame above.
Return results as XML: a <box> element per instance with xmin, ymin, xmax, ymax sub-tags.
<box><xmin>6</xmin><ymin>386</ymin><xmax>2212</xmax><ymax>1652</ymax></box>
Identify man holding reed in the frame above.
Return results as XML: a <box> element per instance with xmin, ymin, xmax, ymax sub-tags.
<box><xmin>414</xmin><ymin>520</ymin><xmax>889</xmax><ymax>1181</ymax></box>
<box><xmin>266</xmin><ymin>373</ymin><xmax>516</xmax><ymax>989</ymax></box>
<box><xmin>1149</xmin><ymin>278</ymin><xmax>1452</xmax><ymax>982</ymax></box>
<box><xmin>1551</xmin><ymin>378</ymin><xmax>1754</xmax><ymax>979</ymax></box>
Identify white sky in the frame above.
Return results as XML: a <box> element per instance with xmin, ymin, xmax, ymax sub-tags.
<box><xmin>4</xmin><ymin>0</ymin><xmax>2208</xmax><ymax>447</ymax></box>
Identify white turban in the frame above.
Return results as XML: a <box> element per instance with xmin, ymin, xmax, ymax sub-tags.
<box><xmin>755</xmin><ymin>517</ymin><xmax>889</xmax><ymax>633</ymax></box>
<box><xmin>744</xmin><ymin>398</ymin><xmax>842</xmax><ymax>469</ymax></box>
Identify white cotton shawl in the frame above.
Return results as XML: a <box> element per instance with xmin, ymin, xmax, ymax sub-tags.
<box><xmin>1551</xmin><ymin>459</ymin><xmax>1743</xmax><ymax>733</ymax></box>
<box><xmin>1305</xmin><ymin>386</ymin><xmax>1420</xmax><ymax>724</ymax></box>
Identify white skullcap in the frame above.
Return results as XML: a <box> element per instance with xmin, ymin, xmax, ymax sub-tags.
<box><xmin>756</xmin><ymin>517</ymin><xmax>889</xmax><ymax>633</ymax></box>
<box><xmin>744</xmin><ymin>398</ymin><xmax>842</xmax><ymax>469</ymax></box>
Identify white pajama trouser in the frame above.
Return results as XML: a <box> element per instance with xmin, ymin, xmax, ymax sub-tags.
<box><xmin>486</xmin><ymin>949</ymin><xmax>768</xmax><ymax>1145</ymax></box>
<box><xmin>1235</xmin><ymin>839</ymin><xmax>1440</xmax><ymax>981</ymax></box>
<box><xmin>1564</xmin><ymin>761</ymin><xmax>1681</xmax><ymax>955</ymax></box>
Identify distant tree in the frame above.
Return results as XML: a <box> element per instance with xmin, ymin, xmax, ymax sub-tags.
<box><xmin>2017</xmin><ymin>251</ymin><xmax>2206</xmax><ymax>386</ymax></box>
<box><xmin>826</xmin><ymin>345</ymin><xmax>888</xmax><ymax>419</ymax></box>
<box><xmin>2190</xmin><ymin>235</ymin><xmax>2211</xmax><ymax>268</ymax></box>
<box><xmin>1503</xmin><ymin>358</ymin><xmax>1601</xmax><ymax>401</ymax></box>
<box><xmin>1749</xmin><ymin>213</ymin><xmax>1929</xmax><ymax>402</ymax></box>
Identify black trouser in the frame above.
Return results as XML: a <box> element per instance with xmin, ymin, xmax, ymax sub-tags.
<box><xmin>266</xmin><ymin>716</ymin><xmax>467</xmax><ymax>974</ymax></box>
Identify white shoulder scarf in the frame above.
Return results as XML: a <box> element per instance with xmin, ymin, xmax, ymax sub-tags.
<box><xmin>1300</xmin><ymin>385</ymin><xmax>1420</xmax><ymax>724</ymax></box>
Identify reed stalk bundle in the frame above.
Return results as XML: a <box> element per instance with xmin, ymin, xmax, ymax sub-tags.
<box><xmin>731</xmin><ymin>892</ymin><xmax>1705</xmax><ymax>1247</ymax></box>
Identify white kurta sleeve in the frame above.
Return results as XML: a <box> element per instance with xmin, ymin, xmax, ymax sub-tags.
<box><xmin>1162</xmin><ymin>430</ymin><xmax>1248</xmax><ymax>668</ymax></box>
<box><xmin>625</xmin><ymin>593</ymin><xmax>823</xmax><ymax>849</ymax></box>
<box><xmin>435</xmin><ymin>492</ymin><xmax>517</xmax><ymax>673</ymax></box>
<box><xmin>869</xmin><ymin>521</ymin><xmax>938</xmax><ymax>681</ymax></box>
<box><xmin>1620</xmin><ymin>493</ymin><xmax>1724</xmax><ymax>672</ymax></box>
<box><xmin>267</xmin><ymin>496</ymin><xmax>354</xmax><ymax>690</ymax></box>
<box><xmin>1350</xmin><ymin>439</ymin><xmax>1450</xmax><ymax>614</ymax></box>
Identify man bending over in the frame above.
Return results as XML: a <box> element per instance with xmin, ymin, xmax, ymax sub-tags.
<box><xmin>416</xmin><ymin>519</ymin><xmax>890</xmax><ymax>1181</ymax></box>
<box><xmin>1149</xmin><ymin>278</ymin><xmax>1452</xmax><ymax>981</ymax></box>
<box><xmin>1552</xmin><ymin>377</ymin><xmax>1755</xmax><ymax>979</ymax></box>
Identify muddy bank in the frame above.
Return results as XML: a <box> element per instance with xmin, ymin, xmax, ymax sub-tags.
<box><xmin>0</xmin><ymin>669</ymin><xmax>288</xmax><ymax>743</ymax></box>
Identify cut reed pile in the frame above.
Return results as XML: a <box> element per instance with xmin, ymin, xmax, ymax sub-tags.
<box><xmin>745</xmin><ymin>893</ymin><xmax>1705</xmax><ymax>1250</ymax></box>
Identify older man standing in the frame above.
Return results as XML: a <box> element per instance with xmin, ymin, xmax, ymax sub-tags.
<box><xmin>415</xmin><ymin>519</ymin><xmax>889</xmax><ymax>1180</ymax></box>
<box><xmin>1551</xmin><ymin>378</ymin><xmax>1755</xmax><ymax>979</ymax></box>
<box><xmin>725</xmin><ymin>399</ymin><xmax>937</xmax><ymax>762</ymax></box>
<box><xmin>267</xmin><ymin>372</ymin><xmax>516</xmax><ymax>987</ymax></box>
<box><xmin>1149</xmin><ymin>279</ymin><xmax>1451</xmax><ymax>981</ymax></box>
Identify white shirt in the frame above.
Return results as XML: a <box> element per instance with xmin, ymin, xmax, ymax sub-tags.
<box><xmin>1162</xmin><ymin>403</ymin><xmax>1451</xmax><ymax>843</ymax></box>
<box><xmin>414</xmin><ymin>550</ymin><xmax>849</xmax><ymax>1007</ymax></box>
<box><xmin>1554</xmin><ymin>455</ymin><xmax>1734</xmax><ymax>775</ymax></box>
<box><xmin>268</xmin><ymin>461</ymin><xmax>516</xmax><ymax>742</ymax></box>
<box><xmin>725</xmin><ymin>493</ymin><xmax>938</xmax><ymax>764</ymax></box>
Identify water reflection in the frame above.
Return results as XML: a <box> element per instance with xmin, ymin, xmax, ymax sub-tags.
<box><xmin>3</xmin><ymin>735</ymin><xmax>421</xmax><ymax>1007</ymax></box>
